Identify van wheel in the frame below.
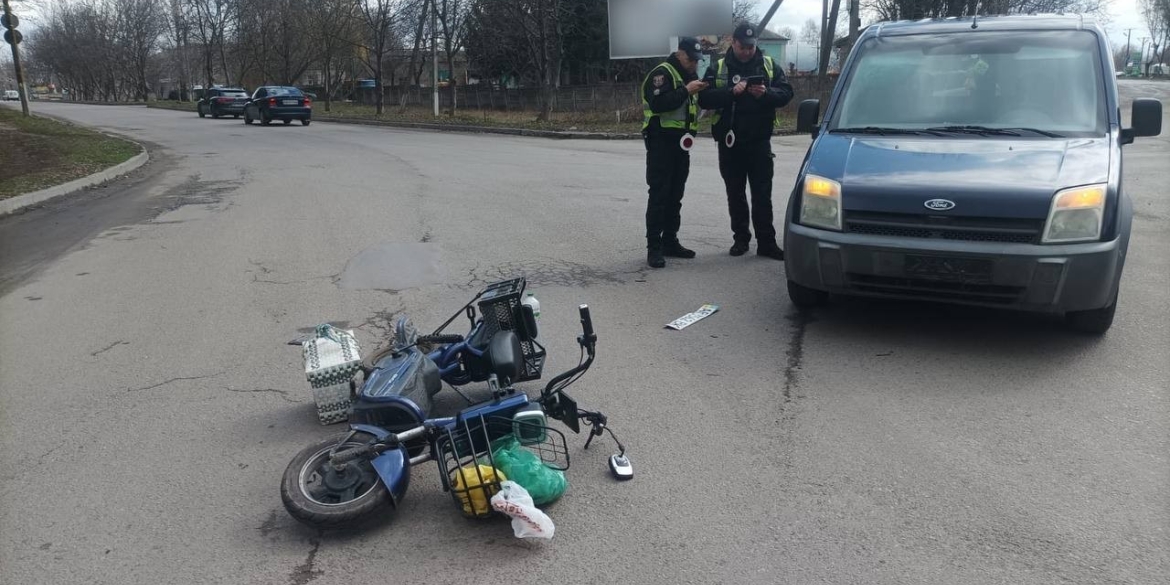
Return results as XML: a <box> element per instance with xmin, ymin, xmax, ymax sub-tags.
<box><xmin>787</xmin><ymin>280</ymin><xmax>828</xmax><ymax>309</ymax></box>
<box><xmin>1066</xmin><ymin>302</ymin><xmax>1117</xmax><ymax>335</ymax></box>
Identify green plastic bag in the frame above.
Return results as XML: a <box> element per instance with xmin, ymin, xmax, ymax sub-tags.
<box><xmin>490</xmin><ymin>435</ymin><xmax>567</xmax><ymax>506</ymax></box>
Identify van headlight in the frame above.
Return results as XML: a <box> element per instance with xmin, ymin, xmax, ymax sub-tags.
<box><xmin>1042</xmin><ymin>184</ymin><xmax>1106</xmax><ymax>243</ymax></box>
<box><xmin>800</xmin><ymin>175</ymin><xmax>842</xmax><ymax>231</ymax></box>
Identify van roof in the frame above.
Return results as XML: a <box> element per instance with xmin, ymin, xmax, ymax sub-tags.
<box><xmin>863</xmin><ymin>14</ymin><xmax>1103</xmax><ymax>39</ymax></box>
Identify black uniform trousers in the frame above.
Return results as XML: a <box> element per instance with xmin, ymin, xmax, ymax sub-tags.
<box><xmin>645</xmin><ymin>135</ymin><xmax>690</xmax><ymax>250</ymax></box>
<box><xmin>718</xmin><ymin>138</ymin><xmax>776</xmax><ymax>246</ymax></box>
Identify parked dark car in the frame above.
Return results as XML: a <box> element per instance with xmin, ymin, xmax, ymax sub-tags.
<box><xmin>197</xmin><ymin>87</ymin><xmax>249</xmax><ymax>118</ymax></box>
<box><xmin>244</xmin><ymin>86</ymin><xmax>312</xmax><ymax>126</ymax></box>
<box><xmin>784</xmin><ymin>15</ymin><xmax>1162</xmax><ymax>334</ymax></box>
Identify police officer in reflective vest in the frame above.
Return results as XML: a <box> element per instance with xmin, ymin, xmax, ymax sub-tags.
<box><xmin>641</xmin><ymin>36</ymin><xmax>707</xmax><ymax>269</ymax></box>
<box><xmin>698</xmin><ymin>22</ymin><xmax>794</xmax><ymax>260</ymax></box>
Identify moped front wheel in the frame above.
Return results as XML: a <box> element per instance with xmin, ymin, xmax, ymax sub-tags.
<box><xmin>280</xmin><ymin>431</ymin><xmax>394</xmax><ymax>529</ymax></box>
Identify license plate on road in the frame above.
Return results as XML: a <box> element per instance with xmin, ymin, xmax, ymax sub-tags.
<box><xmin>282</xmin><ymin>99</ymin><xmax>297</xmax><ymax>105</ymax></box>
<box><xmin>904</xmin><ymin>255</ymin><xmax>992</xmax><ymax>283</ymax></box>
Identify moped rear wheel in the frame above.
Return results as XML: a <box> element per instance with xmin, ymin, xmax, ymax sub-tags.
<box><xmin>280</xmin><ymin>431</ymin><xmax>393</xmax><ymax>529</ymax></box>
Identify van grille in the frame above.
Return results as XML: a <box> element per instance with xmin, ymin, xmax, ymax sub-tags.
<box><xmin>845</xmin><ymin>273</ymin><xmax>1025</xmax><ymax>304</ymax></box>
<box><xmin>844</xmin><ymin>211</ymin><xmax>1043</xmax><ymax>244</ymax></box>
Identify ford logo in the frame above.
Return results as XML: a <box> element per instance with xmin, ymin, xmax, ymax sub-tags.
<box><xmin>924</xmin><ymin>199</ymin><xmax>956</xmax><ymax>211</ymax></box>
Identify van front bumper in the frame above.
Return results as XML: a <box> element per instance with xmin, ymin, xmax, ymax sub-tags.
<box><xmin>784</xmin><ymin>223</ymin><xmax>1123</xmax><ymax>313</ymax></box>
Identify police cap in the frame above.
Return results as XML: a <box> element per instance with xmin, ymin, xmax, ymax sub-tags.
<box><xmin>678</xmin><ymin>36</ymin><xmax>702</xmax><ymax>61</ymax></box>
<box><xmin>733</xmin><ymin>22</ymin><xmax>758</xmax><ymax>46</ymax></box>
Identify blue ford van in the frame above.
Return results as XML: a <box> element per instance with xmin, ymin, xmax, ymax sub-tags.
<box><xmin>784</xmin><ymin>15</ymin><xmax>1162</xmax><ymax>334</ymax></box>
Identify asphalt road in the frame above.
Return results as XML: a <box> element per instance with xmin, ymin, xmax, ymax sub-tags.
<box><xmin>1</xmin><ymin>81</ymin><xmax>1167</xmax><ymax>585</ymax></box>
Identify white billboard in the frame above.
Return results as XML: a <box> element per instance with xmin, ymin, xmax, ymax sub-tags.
<box><xmin>608</xmin><ymin>0</ymin><xmax>734</xmax><ymax>59</ymax></box>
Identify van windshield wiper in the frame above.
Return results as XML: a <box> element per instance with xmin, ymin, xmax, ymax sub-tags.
<box><xmin>926</xmin><ymin>125</ymin><xmax>1020</xmax><ymax>136</ymax></box>
<box><xmin>927</xmin><ymin>125</ymin><xmax>1065</xmax><ymax>138</ymax></box>
<box><xmin>831</xmin><ymin>126</ymin><xmax>941</xmax><ymax>136</ymax></box>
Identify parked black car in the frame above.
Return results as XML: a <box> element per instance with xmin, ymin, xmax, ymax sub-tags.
<box><xmin>244</xmin><ymin>86</ymin><xmax>312</xmax><ymax>126</ymax></box>
<box><xmin>197</xmin><ymin>88</ymin><xmax>249</xmax><ymax>118</ymax></box>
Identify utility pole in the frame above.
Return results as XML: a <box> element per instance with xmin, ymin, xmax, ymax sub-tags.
<box><xmin>431</xmin><ymin>0</ymin><xmax>439</xmax><ymax>117</ymax></box>
<box><xmin>758</xmin><ymin>0</ymin><xmax>786</xmax><ymax>30</ymax></box>
<box><xmin>820</xmin><ymin>0</ymin><xmax>828</xmax><ymax>75</ymax></box>
<box><xmin>847</xmin><ymin>0</ymin><xmax>860</xmax><ymax>64</ymax></box>
<box><xmin>2</xmin><ymin>0</ymin><xmax>29</xmax><ymax>116</ymax></box>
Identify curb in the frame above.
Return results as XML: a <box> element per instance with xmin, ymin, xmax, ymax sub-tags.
<box><xmin>0</xmin><ymin>126</ymin><xmax>149</xmax><ymax>217</ymax></box>
<box><xmin>140</xmin><ymin>103</ymin><xmax>800</xmax><ymax>139</ymax></box>
<box><xmin>58</xmin><ymin>101</ymin><xmax>148</xmax><ymax>107</ymax></box>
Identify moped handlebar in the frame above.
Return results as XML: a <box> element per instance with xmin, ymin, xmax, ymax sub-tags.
<box><xmin>579</xmin><ymin>304</ymin><xmax>596</xmax><ymax>345</ymax></box>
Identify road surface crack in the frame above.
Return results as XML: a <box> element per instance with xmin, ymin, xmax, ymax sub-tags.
<box><xmin>226</xmin><ymin>387</ymin><xmax>302</xmax><ymax>403</ymax></box>
<box><xmin>289</xmin><ymin>534</ymin><xmax>324</xmax><ymax>585</ymax></box>
<box><xmin>91</xmin><ymin>340</ymin><xmax>129</xmax><ymax>357</ymax></box>
<box><xmin>126</xmin><ymin>371</ymin><xmax>225</xmax><ymax>392</ymax></box>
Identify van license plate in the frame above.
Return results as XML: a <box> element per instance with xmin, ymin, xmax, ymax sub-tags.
<box><xmin>904</xmin><ymin>255</ymin><xmax>992</xmax><ymax>283</ymax></box>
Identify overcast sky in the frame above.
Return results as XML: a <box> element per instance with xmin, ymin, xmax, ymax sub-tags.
<box><xmin>752</xmin><ymin>0</ymin><xmax>1154</xmax><ymax>67</ymax></box>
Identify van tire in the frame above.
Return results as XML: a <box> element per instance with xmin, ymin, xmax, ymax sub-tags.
<box><xmin>1066</xmin><ymin>302</ymin><xmax>1117</xmax><ymax>335</ymax></box>
<box><xmin>787</xmin><ymin>280</ymin><xmax>828</xmax><ymax>308</ymax></box>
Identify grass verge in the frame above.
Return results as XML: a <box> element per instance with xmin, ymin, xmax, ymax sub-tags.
<box><xmin>0</xmin><ymin>108</ymin><xmax>141</xmax><ymax>200</ymax></box>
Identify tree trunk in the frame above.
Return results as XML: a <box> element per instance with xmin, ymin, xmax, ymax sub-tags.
<box><xmin>375</xmin><ymin>57</ymin><xmax>384</xmax><ymax>115</ymax></box>
<box><xmin>324</xmin><ymin>60</ymin><xmax>332</xmax><ymax>112</ymax></box>
<box><xmin>447</xmin><ymin>53</ymin><xmax>457</xmax><ymax>113</ymax></box>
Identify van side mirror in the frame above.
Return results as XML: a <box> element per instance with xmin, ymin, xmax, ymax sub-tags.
<box><xmin>797</xmin><ymin>99</ymin><xmax>821</xmax><ymax>136</ymax></box>
<box><xmin>1121</xmin><ymin>98</ymin><xmax>1162</xmax><ymax>144</ymax></box>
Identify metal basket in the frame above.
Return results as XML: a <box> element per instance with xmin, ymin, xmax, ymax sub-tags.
<box><xmin>476</xmin><ymin>278</ymin><xmax>546</xmax><ymax>382</ymax></box>
<box><xmin>436</xmin><ymin>415</ymin><xmax>569</xmax><ymax>519</ymax></box>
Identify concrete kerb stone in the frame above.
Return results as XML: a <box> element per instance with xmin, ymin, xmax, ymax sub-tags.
<box><xmin>0</xmin><ymin>111</ymin><xmax>150</xmax><ymax>217</ymax></box>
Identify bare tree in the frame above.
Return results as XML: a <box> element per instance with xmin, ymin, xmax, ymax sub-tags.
<box><xmin>733</xmin><ymin>0</ymin><xmax>760</xmax><ymax>23</ymax></box>
<box><xmin>354</xmin><ymin>0</ymin><xmax>411</xmax><ymax>114</ymax></box>
<box><xmin>165</xmin><ymin>0</ymin><xmax>194</xmax><ymax>99</ymax></box>
<box><xmin>305</xmin><ymin>0</ymin><xmax>359</xmax><ymax>110</ymax></box>
<box><xmin>116</xmin><ymin>0</ymin><xmax>167</xmax><ymax>100</ymax></box>
<box><xmin>435</xmin><ymin>0</ymin><xmax>470</xmax><ymax>112</ymax></box>
<box><xmin>1140</xmin><ymin>0</ymin><xmax>1169</xmax><ymax>74</ymax></box>
<box><xmin>405</xmin><ymin>0</ymin><xmax>429</xmax><ymax>88</ymax></box>
<box><xmin>484</xmin><ymin>0</ymin><xmax>562</xmax><ymax>121</ymax></box>
<box><xmin>187</xmin><ymin>0</ymin><xmax>232</xmax><ymax>90</ymax></box>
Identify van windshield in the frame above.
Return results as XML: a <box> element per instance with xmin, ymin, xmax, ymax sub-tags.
<box><xmin>830</xmin><ymin>30</ymin><xmax>1107</xmax><ymax>137</ymax></box>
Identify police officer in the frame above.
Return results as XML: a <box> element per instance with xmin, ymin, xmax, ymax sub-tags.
<box><xmin>699</xmin><ymin>22</ymin><xmax>794</xmax><ymax>260</ymax></box>
<box><xmin>641</xmin><ymin>36</ymin><xmax>707</xmax><ymax>269</ymax></box>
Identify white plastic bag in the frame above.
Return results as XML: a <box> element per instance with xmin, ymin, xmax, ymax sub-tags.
<box><xmin>490</xmin><ymin>480</ymin><xmax>555</xmax><ymax>540</ymax></box>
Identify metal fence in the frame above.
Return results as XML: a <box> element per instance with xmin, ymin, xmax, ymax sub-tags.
<box><xmin>351</xmin><ymin>75</ymin><xmax>840</xmax><ymax>115</ymax></box>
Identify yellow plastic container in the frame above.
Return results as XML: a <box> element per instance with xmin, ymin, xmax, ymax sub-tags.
<box><xmin>453</xmin><ymin>464</ymin><xmax>506</xmax><ymax>515</ymax></box>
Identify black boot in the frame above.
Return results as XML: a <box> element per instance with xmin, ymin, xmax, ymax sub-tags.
<box><xmin>729</xmin><ymin>241</ymin><xmax>749</xmax><ymax>257</ymax></box>
<box><xmin>647</xmin><ymin>248</ymin><xmax>666</xmax><ymax>268</ymax></box>
<box><xmin>757</xmin><ymin>242</ymin><xmax>784</xmax><ymax>260</ymax></box>
<box><xmin>662</xmin><ymin>240</ymin><xmax>696</xmax><ymax>259</ymax></box>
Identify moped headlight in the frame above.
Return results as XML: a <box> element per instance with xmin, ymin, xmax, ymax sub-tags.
<box><xmin>1042</xmin><ymin>184</ymin><xmax>1106</xmax><ymax>244</ymax></box>
<box><xmin>800</xmin><ymin>175</ymin><xmax>842</xmax><ymax>231</ymax></box>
